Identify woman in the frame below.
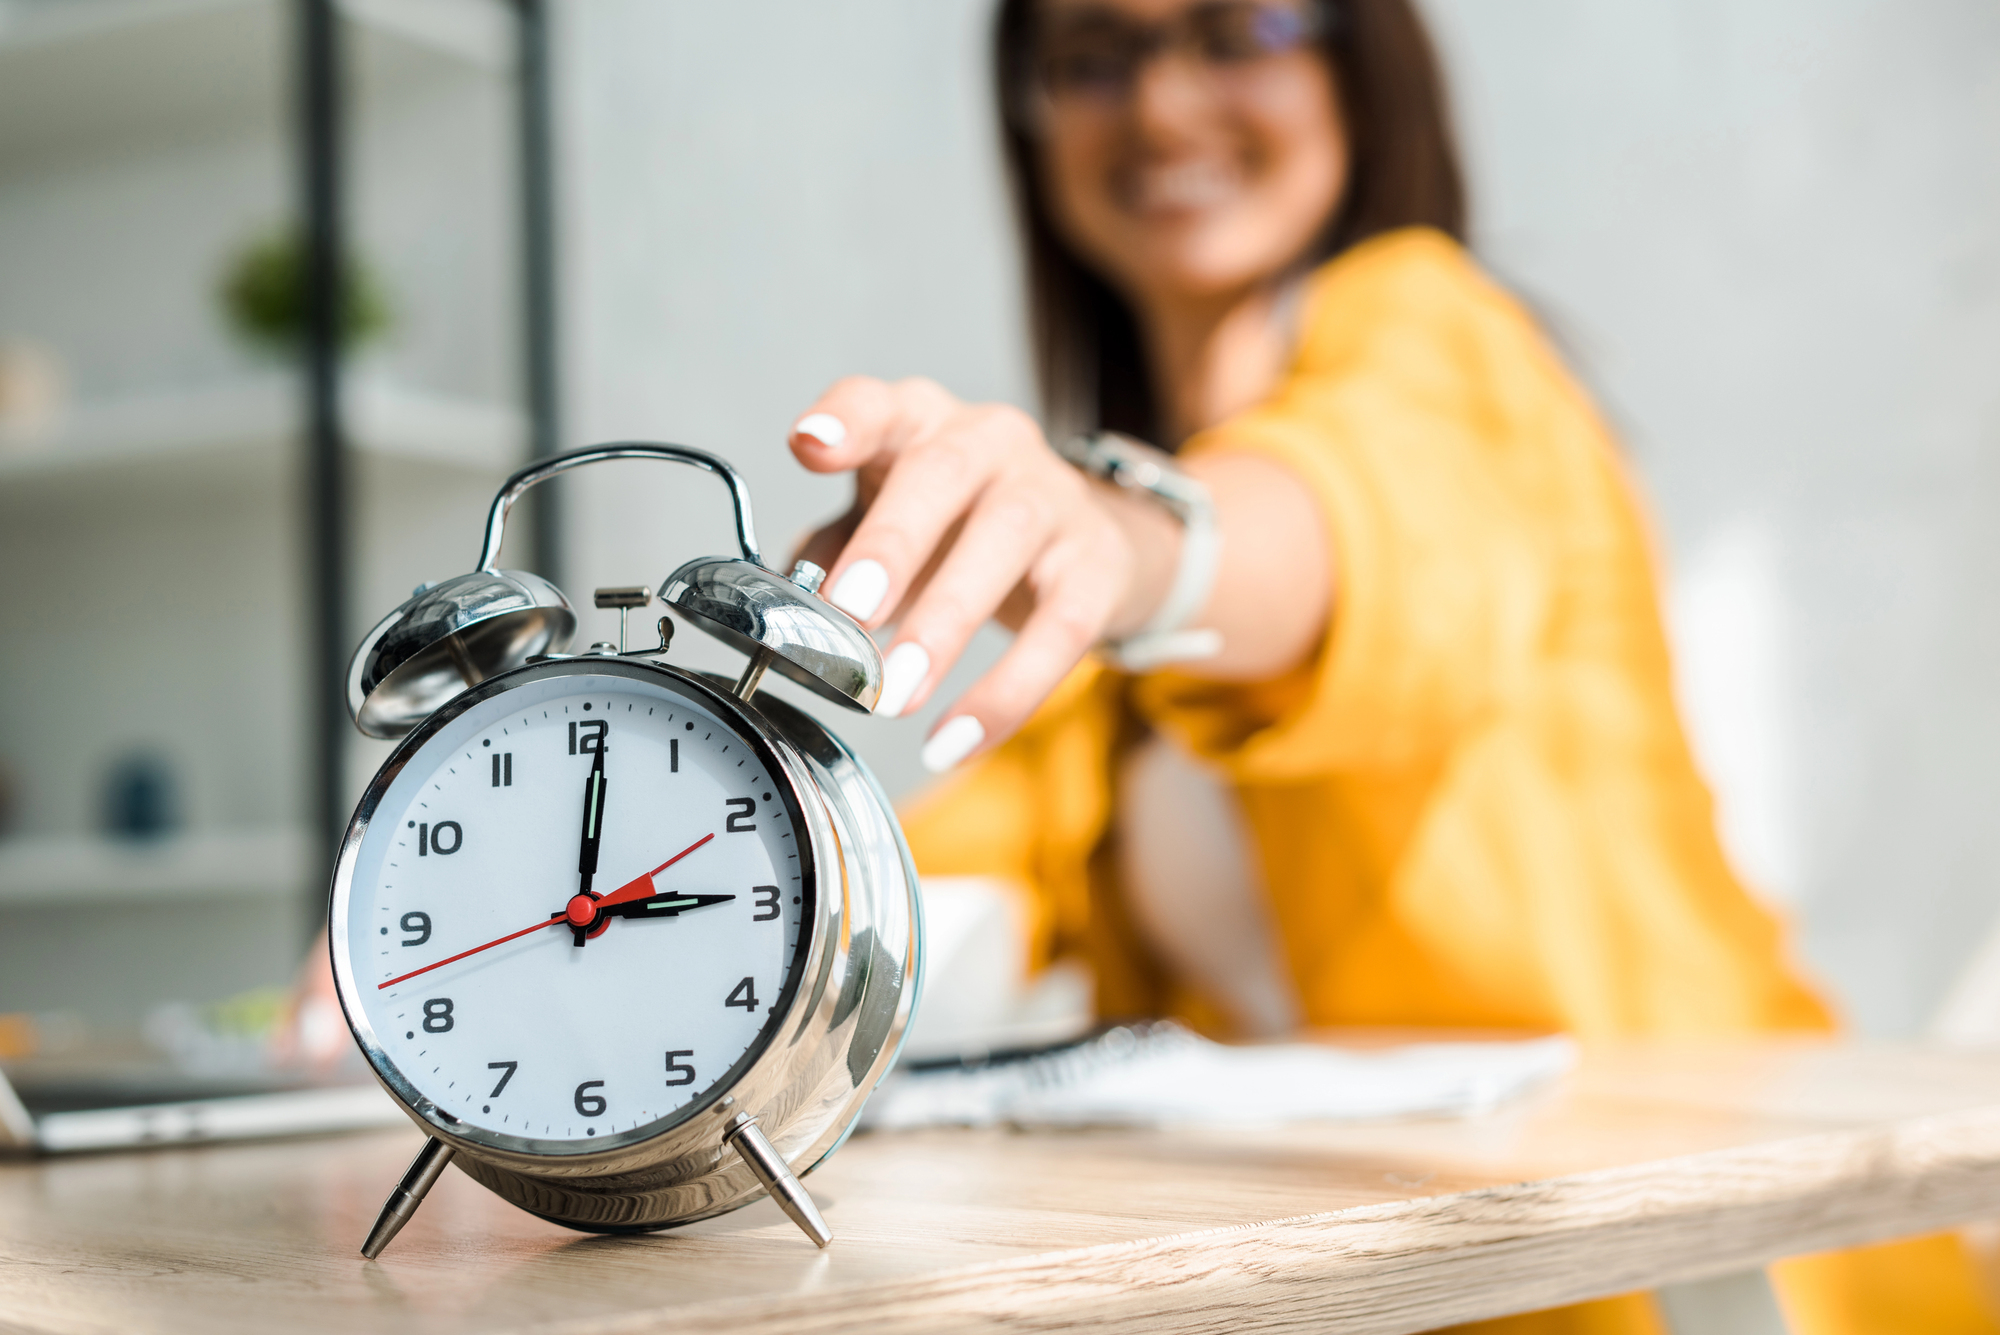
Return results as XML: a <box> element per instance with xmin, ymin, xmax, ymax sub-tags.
<box><xmin>784</xmin><ymin>0</ymin><xmax>1998</xmax><ymax>1331</ymax></box>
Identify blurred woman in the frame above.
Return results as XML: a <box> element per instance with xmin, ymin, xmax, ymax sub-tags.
<box><xmin>785</xmin><ymin>1</ymin><xmax>1997</xmax><ymax>1330</ymax></box>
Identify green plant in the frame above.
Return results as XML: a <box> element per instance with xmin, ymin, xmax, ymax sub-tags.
<box><xmin>219</xmin><ymin>229</ymin><xmax>393</xmax><ymax>352</ymax></box>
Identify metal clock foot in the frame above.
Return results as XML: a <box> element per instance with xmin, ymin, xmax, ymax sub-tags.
<box><xmin>361</xmin><ymin>1136</ymin><xmax>457</xmax><ymax>1259</ymax></box>
<box><xmin>725</xmin><ymin>1114</ymin><xmax>831</xmax><ymax>1247</ymax></box>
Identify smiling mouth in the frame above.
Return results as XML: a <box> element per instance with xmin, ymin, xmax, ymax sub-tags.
<box><xmin>1123</xmin><ymin>161</ymin><xmax>1242</xmax><ymax>214</ymax></box>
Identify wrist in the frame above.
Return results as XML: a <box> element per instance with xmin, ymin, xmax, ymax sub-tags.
<box><xmin>1094</xmin><ymin>479</ymin><xmax>1184</xmax><ymax>640</ymax></box>
<box><xmin>1055</xmin><ymin>432</ymin><xmax>1224</xmax><ymax>669</ymax></box>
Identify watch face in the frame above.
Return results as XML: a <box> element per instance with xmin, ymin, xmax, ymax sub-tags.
<box><xmin>333</xmin><ymin>662</ymin><xmax>817</xmax><ymax>1154</ymax></box>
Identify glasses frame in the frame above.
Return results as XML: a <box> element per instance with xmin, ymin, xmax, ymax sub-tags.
<box><xmin>1008</xmin><ymin>0</ymin><xmax>1335</xmax><ymax>134</ymax></box>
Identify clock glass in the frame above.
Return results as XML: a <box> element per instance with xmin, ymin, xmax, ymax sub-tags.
<box><xmin>334</xmin><ymin>665</ymin><xmax>816</xmax><ymax>1154</ymax></box>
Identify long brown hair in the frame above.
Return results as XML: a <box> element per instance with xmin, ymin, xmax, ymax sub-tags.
<box><xmin>994</xmin><ymin>0</ymin><xmax>1467</xmax><ymax>443</ymax></box>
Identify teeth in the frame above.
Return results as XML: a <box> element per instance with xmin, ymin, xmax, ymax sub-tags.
<box><xmin>1131</xmin><ymin>162</ymin><xmax>1237</xmax><ymax>211</ymax></box>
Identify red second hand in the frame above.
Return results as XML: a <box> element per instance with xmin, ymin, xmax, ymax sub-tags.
<box><xmin>377</xmin><ymin>832</ymin><xmax>716</xmax><ymax>990</ymax></box>
<box><xmin>377</xmin><ymin>918</ymin><xmax>560</xmax><ymax>990</ymax></box>
<box><xmin>589</xmin><ymin>832</ymin><xmax>716</xmax><ymax>911</ymax></box>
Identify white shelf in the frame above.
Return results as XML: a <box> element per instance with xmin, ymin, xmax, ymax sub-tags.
<box><xmin>0</xmin><ymin>0</ymin><xmax>514</xmax><ymax>170</ymax></box>
<box><xmin>0</xmin><ymin>827</ymin><xmax>310</xmax><ymax>905</ymax></box>
<box><xmin>0</xmin><ymin>374</ymin><xmax>526</xmax><ymax>497</ymax></box>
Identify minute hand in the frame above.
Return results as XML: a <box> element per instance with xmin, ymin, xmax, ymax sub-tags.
<box><xmin>576</xmin><ymin>744</ymin><xmax>608</xmax><ymax>893</ymax></box>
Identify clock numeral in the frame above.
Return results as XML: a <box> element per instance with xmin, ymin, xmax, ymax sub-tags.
<box><xmin>491</xmin><ymin>752</ymin><xmax>513</xmax><ymax>787</ymax></box>
<box><xmin>486</xmin><ymin>1061</ymin><xmax>518</xmax><ymax>1097</ymax></box>
<box><xmin>418</xmin><ymin>821</ymin><xmax>462</xmax><ymax>856</ymax></box>
<box><xmin>569</xmin><ymin>719</ymin><xmax>607</xmax><ymax>756</ymax></box>
<box><xmin>664</xmin><ymin>1050</ymin><xmax>697</xmax><ymax>1087</ymax></box>
<box><xmin>751</xmin><ymin>886</ymin><xmax>780</xmax><ymax>922</ymax></box>
<box><xmin>400</xmin><ymin>911</ymin><xmax>431</xmax><ymax>946</ymax></box>
<box><xmin>422</xmin><ymin>998</ymin><xmax>454</xmax><ymax>1033</ymax></box>
<box><xmin>725</xmin><ymin>797</ymin><xmax>757</xmax><ymax>833</ymax></box>
<box><xmin>670</xmin><ymin>738</ymin><xmax>678</xmax><ymax>773</ymax></box>
<box><xmin>573</xmin><ymin>1081</ymin><xmax>607</xmax><ymax>1117</ymax></box>
<box><xmin>725</xmin><ymin>976</ymin><xmax>759</xmax><ymax>1012</ymax></box>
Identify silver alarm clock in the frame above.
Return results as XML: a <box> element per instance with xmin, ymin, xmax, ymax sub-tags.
<box><xmin>328</xmin><ymin>443</ymin><xmax>922</xmax><ymax>1258</ymax></box>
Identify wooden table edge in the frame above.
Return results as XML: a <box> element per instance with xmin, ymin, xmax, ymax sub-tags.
<box><xmin>529</xmin><ymin>1103</ymin><xmax>2000</xmax><ymax>1335</ymax></box>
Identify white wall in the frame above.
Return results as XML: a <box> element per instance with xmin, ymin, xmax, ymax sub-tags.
<box><xmin>556</xmin><ymin>0</ymin><xmax>2000</xmax><ymax>1037</ymax></box>
<box><xmin>552</xmin><ymin>0</ymin><xmax>1026</xmax><ymax>800</ymax></box>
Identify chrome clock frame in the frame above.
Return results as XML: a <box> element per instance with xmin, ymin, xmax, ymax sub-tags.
<box><xmin>328</xmin><ymin>654</ymin><xmax>920</xmax><ymax>1234</ymax></box>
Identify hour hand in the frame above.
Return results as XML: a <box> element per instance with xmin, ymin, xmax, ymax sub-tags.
<box><xmin>601</xmin><ymin>892</ymin><xmax>735</xmax><ymax>920</ymax></box>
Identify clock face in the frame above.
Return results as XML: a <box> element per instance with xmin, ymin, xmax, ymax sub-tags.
<box><xmin>334</xmin><ymin>663</ymin><xmax>817</xmax><ymax>1154</ymax></box>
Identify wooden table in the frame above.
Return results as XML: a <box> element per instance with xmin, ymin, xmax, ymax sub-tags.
<box><xmin>7</xmin><ymin>1040</ymin><xmax>2000</xmax><ymax>1334</ymax></box>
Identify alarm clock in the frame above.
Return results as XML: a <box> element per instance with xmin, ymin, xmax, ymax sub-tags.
<box><xmin>328</xmin><ymin>443</ymin><xmax>922</xmax><ymax>1259</ymax></box>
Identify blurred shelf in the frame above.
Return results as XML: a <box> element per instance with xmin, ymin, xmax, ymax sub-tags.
<box><xmin>0</xmin><ymin>374</ymin><xmax>525</xmax><ymax>502</ymax></box>
<box><xmin>0</xmin><ymin>0</ymin><xmax>513</xmax><ymax>171</ymax></box>
<box><xmin>0</xmin><ymin>827</ymin><xmax>309</xmax><ymax>905</ymax></box>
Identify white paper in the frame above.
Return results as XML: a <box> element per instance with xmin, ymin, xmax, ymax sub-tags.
<box><xmin>864</xmin><ymin>1024</ymin><xmax>1577</xmax><ymax>1131</ymax></box>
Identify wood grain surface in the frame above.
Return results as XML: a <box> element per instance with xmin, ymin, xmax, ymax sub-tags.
<box><xmin>7</xmin><ymin>1040</ymin><xmax>2000</xmax><ymax>1335</ymax></box>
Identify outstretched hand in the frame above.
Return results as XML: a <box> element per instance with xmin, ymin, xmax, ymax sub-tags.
<box><xmin>789</xmin><ymin>377</ymin><xmax>1183</xmax><ymax>773</ymax></box>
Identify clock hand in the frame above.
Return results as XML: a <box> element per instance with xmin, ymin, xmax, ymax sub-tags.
<box><xmin>561</xmin><ymin>833</ymin><xmax>717</xmax><ymax>932</ymax></box>
<box><xmin>377</xmin><ymin>917</ymin><xmax>564</xmax><ymax>990</ymax></box>
<box><xmin>599</xmin><ymin>891</ymin><xmax>736</xmax><ymax>920</ymax></box>
<box><xmin>376</xmin><ymin>833</ymin><xmax>718</xmax><ymax>990</ymax></box>
<box><xmin>585</xmin><ymin>833</ymin><xmax>716</xmax><ymax>911</ymax></box>
<box><xmin>570</xmin><ymin>742</ymin><xmax>609</xmax><ymax>944</ymax></box>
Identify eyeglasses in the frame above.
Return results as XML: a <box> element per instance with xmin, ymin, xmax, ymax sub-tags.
<box><xmin>1018</xmin><ymin>2</ymin><xmax>1328</xmax><ymax>125</ymax></box>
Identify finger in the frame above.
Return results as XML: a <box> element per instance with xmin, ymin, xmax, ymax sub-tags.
<box><xmin>822</xmin><ymin>403</ymin><xmax>1036</xmax><ymax>627</ymax></box>
<box><xmin>788</xmin><ymin>375</ymin><xmax>959</xmax><ymax>476</ymax></box>
<box><xmin>871</xmin><ymin>476</ymin><xmax>1068</xmax><ymax>718</ymax></box>
<box><xmin>787</xmin><ymin>377</ymin><xmax>892</xmax><ymax>472</ymax></box>
<box><xmin>918</xmin><ymin>536</ymin><xmax>1125</xmax><ymax>771</ymax></box>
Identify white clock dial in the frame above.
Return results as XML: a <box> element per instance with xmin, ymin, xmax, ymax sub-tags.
<box><xmin>337</xmin><ymin>668</ymin><xmax>814</xmax><ymax>1151</ymax></box>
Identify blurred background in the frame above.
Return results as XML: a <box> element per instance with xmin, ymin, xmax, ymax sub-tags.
<box><xmin>0</xmin><ymin>0</ymin><xmax>1995</xmax><ymax>1072</ymax></box>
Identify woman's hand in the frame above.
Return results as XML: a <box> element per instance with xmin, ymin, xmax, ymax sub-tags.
<box><xmin>790</xmin><ymin>377</ymin><xmax>1182</xmax><ymax>772</ymax></box>
<box><xmin>791</xmin><ymin>377</ymin><xmax>1333</xmax><ymax>772</ymax></box>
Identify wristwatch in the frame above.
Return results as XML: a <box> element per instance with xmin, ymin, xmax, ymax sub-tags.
<box><xmin>1054</xmin><ymin>431</ymin><xmax>1224</xmax><ymax>671</ymax></box>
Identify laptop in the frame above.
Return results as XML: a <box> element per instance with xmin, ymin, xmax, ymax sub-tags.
<box><xmin>0</xmin><ymin>1063</ymin><xmax>406</xmax><ymax>1154</ymax></box>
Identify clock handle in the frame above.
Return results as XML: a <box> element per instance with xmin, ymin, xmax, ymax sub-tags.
<box><xmin>725</xmin><ymin>1114</ymin><xmax>832</xmax><ymax>1248</ymax></box>
<box><xmin>475</xmin><ymin>442</ymin><xmax>767</xmax><ymax>573</ymax></box>
<box><xmin>360</xmin><ymin>1136</ymin><xmax>457</xmax><ymax>1260</ymax></box>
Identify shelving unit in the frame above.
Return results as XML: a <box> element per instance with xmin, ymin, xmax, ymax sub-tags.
<box><xmin>0</xmin><ymin>375</ymin><xmax>524</xmax><ymax>494</ymax></box>
<box><xmin>0</xmin><ymin>0</ymin><xmax>511</xmax><ymax>168</ymax></box>
<box><xmin>0</xmin><ymin>0</ymin><xmax>554</xmax><ymax>1028</ymax></box>
<box><xmin>0</xmin><ymin>828</ymin><xmax>309</xmax><ymax>905</ymax></box>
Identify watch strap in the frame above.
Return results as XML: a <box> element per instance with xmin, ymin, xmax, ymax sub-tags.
<box><xmin>1056</xmin><ymin>432</ymin><xmax>1224</xmax><ymax>670</ymax></box>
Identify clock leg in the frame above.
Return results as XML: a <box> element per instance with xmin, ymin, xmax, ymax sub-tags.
<box><xmin>360</xmin><ymin>1136</ymin><xmax>457</xmax><ymax>1260</ymax></box>
<box><xmin>725</xmin><ymin>1114</ymin><xmax>831</xmax><ymax>1247</ymax></box>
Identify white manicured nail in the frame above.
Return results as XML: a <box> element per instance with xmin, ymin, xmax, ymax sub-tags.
<box><xmin>828</xmin><ymin>558</ymin><xmax>889</xmax><ymax>621</ymax></box>
<box><xmin>876</xmin><ymin>641</ymin><xmax>930</xmax><ymax>718</ymax></box>
<box><xmin>921</xmin><ymin>715</ymin><xmax>985</xmax><ymax>773</ymax></box>
<box><xmin>793</xmin><ymin>412</ymin><xmax>847</xmax><ymax>448</ymax></box>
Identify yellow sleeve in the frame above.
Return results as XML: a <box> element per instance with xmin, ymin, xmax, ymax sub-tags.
<box><xmin>1138</xmin><ymin>230</ymin><xmax>1591</xmax><ymax>782</ymax></box>
<box><xmin>896</xmin><ymin>664</ymin><xmax>1125</xmax><ymax>977</ymax></box>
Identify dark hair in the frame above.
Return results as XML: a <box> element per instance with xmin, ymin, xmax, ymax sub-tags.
<box><xmin>994</xmin><ymin>0</ymin><xmax>1467</xmax><ymax>443</ymax></box>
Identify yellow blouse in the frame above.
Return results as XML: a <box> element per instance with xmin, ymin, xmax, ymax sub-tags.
<box><xmin>899</xmin><ymin>229</ymin><xmax>1993</xmax><ymax>1335</ymax></box>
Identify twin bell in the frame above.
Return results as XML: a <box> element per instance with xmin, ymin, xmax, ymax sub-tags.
<box><xmin>344</xmin><ymin>442</ymin><xmax>884</xmax><ymax>739</ymax></box>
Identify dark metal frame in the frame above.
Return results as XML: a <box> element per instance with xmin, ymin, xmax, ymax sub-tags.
<box><xmin>298</xmin><ymin>0</ymin><xmax>561</xmax><ymax>926</ymax></box>
<box><xmin>298</xmin><ymin>0</ymin><xmax>346</xmax><ymax>932</ymax></box>
<box><xmin>516</xmin><ymin>0</ymin><xmax>563</xmax><ymax>589</ymax></box>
